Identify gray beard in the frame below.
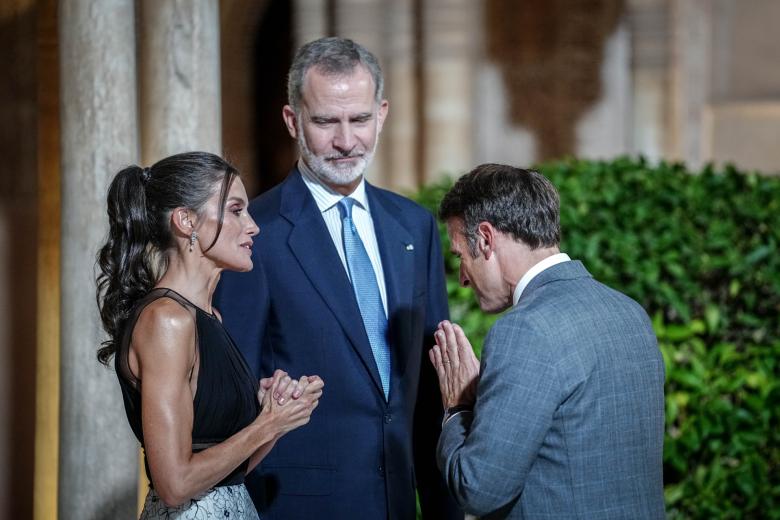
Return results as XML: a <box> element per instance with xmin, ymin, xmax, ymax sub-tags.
<box><xmin>297</xmin><ymin>131</ymin><xmax>377</xmax><ymax>187</ymax></box>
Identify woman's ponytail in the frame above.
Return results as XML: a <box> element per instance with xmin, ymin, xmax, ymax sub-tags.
<box><xmin>95</xmin><ymin>152</ymin><xmax>239</xmax><ymax>365</ymax></box>
<box><xmin>96</xmin><ymin>165</ymin><xmax>158</xmax><ymax>365</ymax></box>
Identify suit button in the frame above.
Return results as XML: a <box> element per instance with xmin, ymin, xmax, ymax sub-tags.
<box><xmin>378</xmin><ymin>465</ymin><xmax>384</xmax><ymax>475</ymax></box>
<box><xmin>384</xmin><ymin>414</ymin><xmax>392</xmax><ymax>423</ymax></box>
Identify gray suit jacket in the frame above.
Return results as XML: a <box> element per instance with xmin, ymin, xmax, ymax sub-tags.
<box><xmin>438</xmin><ymin>260</ymin><xmax>665</xmax><ymax>519</ymax></box>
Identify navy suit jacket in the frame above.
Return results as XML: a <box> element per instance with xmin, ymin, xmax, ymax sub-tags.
<box><xmin>216</xmin><ymin>169</ymin><xmax>459</xmax><ymax>519</ymax></box>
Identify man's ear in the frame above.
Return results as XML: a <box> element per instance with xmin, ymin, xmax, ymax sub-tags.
<box><xmin>376</xmin><ymin>99</ymin><xmax>389</xmax><ymax>133</ymax></box>
<box><xmin>171</xmin><ymin>208</ymin><xmax>195</xmax><ymax>237</ymax></box>
<box><xmin>282</xmin><ymin>105</ymin><xmax>299</xmax><ymax>139</ymax></box>
<box><xmin>477</xmin><ymin>221</ymin><xmax>495</xmax><ymax>260</ymax></box>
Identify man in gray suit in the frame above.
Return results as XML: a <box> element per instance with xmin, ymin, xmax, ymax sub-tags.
<box><xmin>429</xmin><ymin>163</ymin><xmax>666</xmax><ymax>519</ymax></box>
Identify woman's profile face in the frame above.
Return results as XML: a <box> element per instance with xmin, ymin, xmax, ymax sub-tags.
<box><xmin>197</xmin><ymin>176</ymin><xmax>259</xmax><ymax>272</ymax></box>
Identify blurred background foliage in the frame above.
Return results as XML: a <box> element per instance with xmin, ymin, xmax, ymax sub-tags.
<box><xmin>413</xmin><ymin>157</ymin><xmax>780</xmax><ymax>518</ymax></box>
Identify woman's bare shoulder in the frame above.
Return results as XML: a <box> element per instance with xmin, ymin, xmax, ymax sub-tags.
<box><xmin>131</xmin><ymin>297</ymin><xmax>196</xmax><ymax>360</ymax></box>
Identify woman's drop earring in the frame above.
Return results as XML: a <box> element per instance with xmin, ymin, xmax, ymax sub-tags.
<box><xmin>189</xmin><ymin>230</ymin><xmax>198</xmax><ymax>252</ymax></box>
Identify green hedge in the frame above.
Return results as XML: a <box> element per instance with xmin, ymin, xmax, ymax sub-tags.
<box><xmin>414</xmin><ymin>157</ymin><xmax>780</xmax><ymax>518</ymax></box>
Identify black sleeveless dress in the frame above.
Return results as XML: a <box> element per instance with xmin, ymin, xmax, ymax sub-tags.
<box><xmin>115</xmin><ymin>288</ymin><xmax>261</xmax><ymax>518</ymax></box>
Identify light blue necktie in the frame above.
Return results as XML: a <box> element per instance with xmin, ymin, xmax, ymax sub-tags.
<box><xmin>338</xmin><ymin>197</ymin><xmax>391</xmax><ymax>399</ymax></box>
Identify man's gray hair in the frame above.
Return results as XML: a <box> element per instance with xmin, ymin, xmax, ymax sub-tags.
<box><xmin>287</xmin><ymin>37</ymin><xmax>384</xmax><ymax>111</ymax></box>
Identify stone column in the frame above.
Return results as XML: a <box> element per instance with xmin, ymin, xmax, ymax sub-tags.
<box><xmin>334</xmin><ymin>0</ymin><xmax>388</xmax><ymax>186</ymax></box>
<box><xmin>58</xmin><ymin>0</ymin><xmax>139</xmax><ymax>518</ymax></box>
<box><xmin>700</xmin><ymin>0</ymin><xmax>780</xmax><ymax>174</ymax></box>
<box><xmin>35</xmin><ymin>1</ymin><xmax>60</xmax><ymax>518</ymax></box>
<box><xmin>628</xmin><ymin>0</ymin><xmax>671</xmax><ymax>162</ymax></box>
<box><xmin>293</xmin><ymin>0</ymin><xmax>328</xmax><ymax>50</ymax></box>
<box><xmin>0</xmin><ymin>1</ymin><xmax>38</xmax><ymax>518</ymax></box>
<box><xmin>381</xmin><ymin>0</ymin><xmax>418</xmax><ymax>191</ymax></box>
<box><xmin>422</xmin><ymin>0</ymin><xmax>476</xmax><ymax>182</ymax></box>
<box><xmin>670</xmin><ymin>0</ymin><xmax>712</xmax><ymax>169</ymax></box>
<box><xmin>334</xmin><ymin>0</ymin><xmax>383</xmax><ymax>58</ymax></box>
<box><xmin>140</xmin><ymin>0</ymin><xmax>222</xmax><ymax>163</ymax></box>
<box><xmin>137</xmin><ymin>1</ymin><xmax>223</xmax><ymax>509</ymax></box>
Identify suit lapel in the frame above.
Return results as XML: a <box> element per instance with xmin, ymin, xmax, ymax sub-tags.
<box><xmin>280</xmin><ymin>171</ymin><xmax>385</xmax><ymax>396</ymax></box>
<box><xmin>367</xmin><ymin>184</ymin><xmax>416</xmax><ymax>381</ymax></box>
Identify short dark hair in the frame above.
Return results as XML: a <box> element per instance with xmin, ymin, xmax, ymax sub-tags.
<box><xmin>439</xmin><ymin>163</ymin><xmax>560</xmax><ymax>257</ymax></box>
<box><xmin>287</xmin><ymin>37</ymin><xmax>384</xmax><ymax>111</ymax></box>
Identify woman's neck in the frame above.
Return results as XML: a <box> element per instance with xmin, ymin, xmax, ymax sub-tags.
<box><xmin>156</xmin><ymin>251</ymin><xmax>222</xmax><ymax>313</ymax></box>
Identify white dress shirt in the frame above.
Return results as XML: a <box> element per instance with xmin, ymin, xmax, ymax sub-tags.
<box><xmin>512</xmin><ymin>253</ymin><xmax>571</xmax><ymax>306</ymax></box>
<box><xmin>298</xmin><ymin>160</ymin><xmax>389</xmax><ymax>316</ymax></box>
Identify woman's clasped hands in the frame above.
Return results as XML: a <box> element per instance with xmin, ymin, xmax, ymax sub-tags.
<box><xmin>257</xmin><ymin>369</ymin><xmax>324</xmax><ymax>436</ymax></box>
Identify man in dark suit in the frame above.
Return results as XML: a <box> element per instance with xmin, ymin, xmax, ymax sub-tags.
<box><xmin>216</xmin><ymin>37</ymin><xmax>459</xmax><ymax>519</ymax></box>
<box><xmin>429</xmin><ymin>164</ymin><xmax>666</xmax><ymax>519</ymax></box>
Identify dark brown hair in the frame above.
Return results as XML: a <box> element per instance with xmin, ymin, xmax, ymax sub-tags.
<box><xmin>96</xmin><ymin>151</ymin><xmax>238</xmax><ymax>365</ymax></box>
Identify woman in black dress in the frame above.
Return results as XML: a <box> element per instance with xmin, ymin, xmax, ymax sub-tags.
<box><xmin>96</xmin><ymin>152</ymin><xmax>323</xmax><ymax>518</ymax></box>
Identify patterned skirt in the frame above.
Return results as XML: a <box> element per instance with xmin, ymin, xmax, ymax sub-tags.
<box><xmin>139</xmin><ymin>483</ymin><xmax>260</xmax><ymax>519</ymax></box>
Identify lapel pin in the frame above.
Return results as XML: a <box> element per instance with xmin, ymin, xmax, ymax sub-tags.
<box><xmin>405</xmin><ymin>244</ymin><xmax>414</xmax><ymax>251</ymax></box>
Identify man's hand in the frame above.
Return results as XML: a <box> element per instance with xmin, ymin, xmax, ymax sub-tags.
<box><xmin>429</xmin><ymin>320</ymin><xmax>480</xmax><ymax>409</ymax></box>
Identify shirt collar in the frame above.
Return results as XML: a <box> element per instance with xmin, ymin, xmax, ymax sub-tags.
<box><xmin>512</xmin><ymin>253</ymin><xmax>571</xmax><ymax>306</ymax></box>
<box><xmin>298</xmin><ymin>159</ymin><xmax>369</xmax><ymax>213</ymax></box>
